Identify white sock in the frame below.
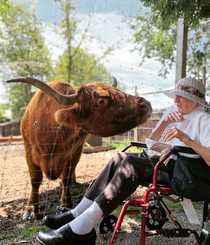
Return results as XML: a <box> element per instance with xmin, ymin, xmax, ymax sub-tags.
<box><xmin>69</xmin><ymin>201</ymin><xmax>103</xmax><ymax>235</ymax></box>
<box><xmin>71</xmin><ymin>197</ymin><xmax>93</xmax><ymax>218</ymax></box>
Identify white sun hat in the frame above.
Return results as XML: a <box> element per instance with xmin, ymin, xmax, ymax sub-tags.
<box><xmin>163</xmin><ymin>77</ymin><xmax>208</xmax><ymax>108</ymax></box>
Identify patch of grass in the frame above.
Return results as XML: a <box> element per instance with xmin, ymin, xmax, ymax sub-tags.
<box><xmin>0</xmin><ymin>221</ymin><xmax>48</xmax><ymax>241</ymax></box>
<box><xmin>162</xmin><ymin>198</ymin><xmax>184</xmax><ymax>212</ymax></box>
<box><xmin>162</xmin><ymin>198</ymin><xmax>203</xmax><ymax>212</ymax></box>
<box><xmin>193</xmin><ymin>201</ymin><xmax>203</xmax><ymax>210</ymax></box>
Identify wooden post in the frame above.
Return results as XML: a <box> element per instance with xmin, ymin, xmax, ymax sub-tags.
<box><xmin>175</xmin><ymin>18</ymin><xmax>188</xmax><ymax>84</ymax></box>
<box><xmin>202</xmin><ymin>66</ymin><xmax>206</xmax><ymax>87</ymax></box>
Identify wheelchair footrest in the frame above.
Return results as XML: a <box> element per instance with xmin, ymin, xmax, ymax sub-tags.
<box><xmin>161</xmin><ymin>229</ymin><xmax>193</xmax><ymax>238</ymax></box>
<box><xmin>147</xmin><ymin>229</ymin><xmax>194</xmax><ymax>238</ymax></box>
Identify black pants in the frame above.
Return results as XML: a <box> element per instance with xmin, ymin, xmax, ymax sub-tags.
<box><xmin>85</xmin><ymin>152</ymin><xmax>174</xmax><ymax>217</ymax></box>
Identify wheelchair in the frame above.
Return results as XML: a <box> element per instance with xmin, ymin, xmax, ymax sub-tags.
<box><xmin>57</xmin><ymin>141</ymin><xmax>210</xmax><ymax>245</ymax></box>
<box><xmin>98</xmin><ymin>141</ymin><xmax>210</xmax><ymax>245</ymax></box>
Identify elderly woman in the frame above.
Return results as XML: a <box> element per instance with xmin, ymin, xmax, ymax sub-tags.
<box><xmin>37</xmin><ymin>77</ymin><xmax>210</xmax><ymax>245</ymax></box>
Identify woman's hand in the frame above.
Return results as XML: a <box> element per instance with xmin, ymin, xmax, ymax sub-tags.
<box><xmin>164</xmin><ymin>111</ymin><xmax>184</xmax><ymax>124</ymax></box>
<box><xmin>162</xmin><ymin>127</ymin><xmax>210</xmax><ymax>166</ymax></box>
<box><xmin>162</xmin><ymin>126</ymin><xmax>190</xmax><ymax>144</ymax></box>
<box><xmin>149</xmin><ymin>111</ymin><xmax>184</xmax><ymax>142</ymax></box>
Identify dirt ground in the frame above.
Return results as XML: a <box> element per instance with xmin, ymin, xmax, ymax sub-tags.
<box><xmin>0</xmin><ymin>143</ymin><xmax>205</xmax><ymax>245</ymax></box>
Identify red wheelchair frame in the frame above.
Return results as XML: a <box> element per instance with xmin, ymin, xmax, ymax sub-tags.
<box><xmin>57</xmin><ymin>141</ymin><xmax>210</xmax><ymax>244</ymax></box>
<box><xmin>105</xmin><ymin>141</ymin><xmax>210</xmax><ymax>245</ymax></box>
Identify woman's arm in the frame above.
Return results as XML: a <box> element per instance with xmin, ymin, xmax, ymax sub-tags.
<box><xmin>149</xmin><ymin>119</ymin><xmax>170</xmax><ymax>141</ymax></box>
<box><xmin>149</xmin><ymin>111</ymin><xmax>184</xmax><ymax>141</ymax></box>
<box><xmin>187</xmin><ymin>140</ymin><xmax>210</xmax><ymax>166</ymax></box>
<box><xmin>162</xmin><ymin>127</ymin><xmax>210</xmax><ymax>166</ymax></box>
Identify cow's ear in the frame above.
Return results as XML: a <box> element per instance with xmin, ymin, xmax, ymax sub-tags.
<box><xmin>54</xmin><ymin>107</ymin><xmax>79</xmax><ymax>129</ymax></box>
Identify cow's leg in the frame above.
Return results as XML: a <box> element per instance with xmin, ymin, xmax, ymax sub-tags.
<box><xmin>60</xmin><ymin>173</ymin><xmax>72</xmax><ymax>208</ymax></box>
<box><xmin>60</xmin><ymin>148</ymin><xmax>83</xmax><ymax>208</ymax></box>
<box><xmin>28</xmin><ymin>166</ymin><xmax>43</xmax><ymax>213</ymax></box>
<box><xmin>23</xmin><ymin>158</ymin><xmax>43</xmax><ymax>220</ymax></box>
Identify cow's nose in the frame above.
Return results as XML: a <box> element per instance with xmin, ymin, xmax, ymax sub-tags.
<box><xmin>143</xmin><ymin>101</ymin><xmax>153</xmax><ymax>114</ymax></box>
<box><xmin>138</xmin><ymin>99</ymin><xmax>153</xmax><ymax>115</ymax></box>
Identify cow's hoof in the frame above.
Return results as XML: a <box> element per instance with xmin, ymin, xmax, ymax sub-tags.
<box><xmin>22</xmin><ymin>210</ymin><xmax>36</xmax><ymax>220</ymax></box>
<box><xmin>22</xmin><ymin>211</ymin><xmax>30</xmax><ymax>220</ymax></box>
<box><xmin>29</xmin><ymin>211</ymin><xmax>36</xmax><ymax>220</ymax></box>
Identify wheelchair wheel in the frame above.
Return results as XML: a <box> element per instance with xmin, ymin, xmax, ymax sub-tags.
<box><xmin>146</xmin><ymin>204</ymin><xmax>167</xmax><ymax>230</ymax></box>
<box><xmin>99</xmin><ymin>214</ymin><xmax>118</xmax><ymax>234</ymax></box>
<box><xmin>203</xmin><ymin>236</ymin><xmax>210</xmax><ymax>245</ymax></box>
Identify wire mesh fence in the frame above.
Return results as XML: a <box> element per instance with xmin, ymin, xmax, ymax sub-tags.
<box><xmin>0</xmin><ymin>80</ymin><xmax>169</xmax><ymax>244</ymax></box>
<box><xmin>0</xmin><ymin>134</ymin><xmax>147</xmax><ymax>240</ymax></box>
<box><xmin>0</xmin><ymin>139</ymin><xmax>115</xmax><ymax>234</ymax></box>
<box><xmin>0</xmin><ymin>133</ymin><xmax>204</xmax><ymax>245</ymax></box>
<box><xmin>1</xmin><ymin>1</ymin><xmax>203</xmax><ymax>244</ymax></box>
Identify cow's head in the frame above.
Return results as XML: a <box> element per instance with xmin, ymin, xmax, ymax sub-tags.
<box><xmin>6</xmin><ymin>77</ymin><xmax>152</xmax><ymax>137</ymax></box>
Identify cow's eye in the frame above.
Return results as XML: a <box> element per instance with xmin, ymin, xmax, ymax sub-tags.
<box><xmin>98</xmin><ymin>99</ymin><xmax>104</xmax><ymax>105</ymax></box>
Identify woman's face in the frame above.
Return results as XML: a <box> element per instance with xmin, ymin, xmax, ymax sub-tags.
<box><xmin>174</xmin><ymin>95</ymin><xmax>198</xmax><ymax>115</ymax></box>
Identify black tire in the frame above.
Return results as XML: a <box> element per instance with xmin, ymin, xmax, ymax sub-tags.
<box><xmin>146</xmin><ymin>204</ymin><xmax>167</xmax><ymax>230</ymax></box>
<box><xmin>99</xmin><ymin>214</ymin><xmax>118</xmax><ymax>234</ymax></box>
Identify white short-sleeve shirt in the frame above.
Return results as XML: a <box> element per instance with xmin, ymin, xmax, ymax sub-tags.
<box><xmin>154</xmin><ymin>105</ymin><xmax>210</xmax><ymax>157</ymax></box>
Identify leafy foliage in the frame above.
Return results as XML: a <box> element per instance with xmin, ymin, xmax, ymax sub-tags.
<box><xmin>0</xmin><ymin>2</ymin><xmax>54</xmax><ymax>119</ymax></box>
<box><xmin>187</xmin><ymin>20</ymin><xmax>210</xmax><ymax>80</ymax></box>
<box><xmin>125</xmin><ymin>8</ymin><xmax>210</xmax><ymax>80</ymax></box>
<box><xmin>54</xmin><ymin>0</ymin><xmax>78</xmax><ymax>84</ymax></box>
<box><xmin>53</xmin><ymin>0</ymin><xmax>113</xmax><ymax>85</ymax></box>
<box><xmin>0</xmin><ymin>0</ymin><xmax>8</xmax><ymax>17</ymax></box>
<box><xmin>125</xmin><ymin>9</ymin><xmax>176</xmax><ymax>78</ymax></box>
<box><xmin>0</xmin><ymin>103</ymin><xmax>9</xmax><ymax>122</ymax></box>
<box><xmin>140</xmin><ymin>0</ymin><xmax>210</xmax><ymax>28</ymax></box>
<box><xmin>52</xmin><ymin>48</ymin><xmax>110</xmax><ymax>87</ymax></box>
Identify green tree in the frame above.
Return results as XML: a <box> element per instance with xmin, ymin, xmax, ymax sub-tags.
<box><xmin>0</xmin><ymin>104</ymin><xmax>9</xmax><ymax>123</ymax></box>
<box><xmin>0</xmin><ymin>0</ymin><xmax>8</xmax><ymax>17</ymax></box>
<box><xmin>140</xmin><ymin>0</ymin><xmax>210</xmax><ymax>28</ymax></box>
<box><xmin>0</xmin><ymin>2</ymin><xmax>54</xmax><ymax>119</ymax></box>
<box><xmin>55</xmin><ymin>0</ymin><xmax>77</xmax><ymax>84</ymax></box>
<box><xmin>125</xmin><ymin>9</ymin><xmax>176</xmax><ymax>79</ymax></box>
<box><xmin>52</xmin><ymin>48</ymin><xmax>110</xmax><ymax>87</ymax></box>
<box><xmin>124</xmin><ymin>6</ymin><xmax>210</xmax><ymax>79</ymax></box>
<box><xmin>54</xmin><ymin>0</ymin><xmax>117</xmax><ymax>85</ymax></box>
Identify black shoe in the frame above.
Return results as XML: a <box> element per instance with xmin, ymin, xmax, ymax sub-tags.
<box><xmin>43</xmin><ymin>211</ymin><xmax>75</xmax><ymax>229</ymax></box>
<box><xmin>36</xmin><ymin>224</ymin><xmax>96</xmax><ymax>245</ymax></box>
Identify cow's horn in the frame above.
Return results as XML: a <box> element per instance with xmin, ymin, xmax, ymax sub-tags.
<box><xmin>6</xmin><ymin>77</ymin><xmax>77</xmax><ymax>105</ymax></box>
<box><xmin>110</xmin><ymin>76</ymin><xmax>117</xmax><ymax>87</ymax></box>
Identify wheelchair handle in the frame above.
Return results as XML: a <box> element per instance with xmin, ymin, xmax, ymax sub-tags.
<box><xmin>130</xmin><ymin>141</ymin><xmax>147</xmax><ymax>148</ymax></box>
<box><xmin>122</xmin><ymin>142</ymin><xmax>147</xmax><ymax>152</ymax></box>
<box><xmin>171</xmin><ymin>146</ymin><xmax>197</xmax><ymax>155</ymax></box>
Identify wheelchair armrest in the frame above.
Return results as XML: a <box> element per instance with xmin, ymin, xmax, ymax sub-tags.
<box><xmin>171</xmin><ymin>146</ymin><xmax>197</xmax><ymax>155</ymax></box>
<box><xmin>130</xmin><ymin>141</ymin><xmax>147</xmax><ymax>148</ymax></box>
